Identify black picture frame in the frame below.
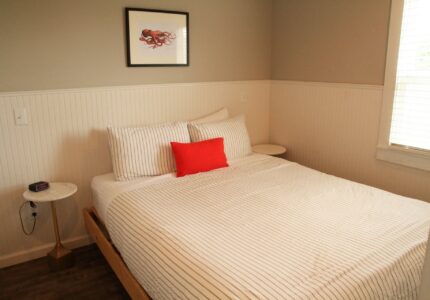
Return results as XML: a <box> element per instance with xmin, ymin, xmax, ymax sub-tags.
<box><xmin>125</xmin><ymin>8</ymin><xmax>189</xmax><ymax>67</ymax></box>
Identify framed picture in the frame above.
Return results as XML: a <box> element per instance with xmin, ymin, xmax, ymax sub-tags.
<box><xmin>125</xmin><ymin>8</ymin><xmax>189</xmax><ymax>67</ymax></box>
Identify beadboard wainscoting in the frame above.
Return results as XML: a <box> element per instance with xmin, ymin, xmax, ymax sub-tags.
<box><xmin>270</xmin><ymin>81</ymin><xmax>430</xmax><ymax>203</ymax></box>
<box><xmin>0</xmin><ymin>80</ymin><xmax>271</xmax><ymax>267</ymax></box>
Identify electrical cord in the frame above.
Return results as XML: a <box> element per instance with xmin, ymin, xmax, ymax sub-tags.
<box><xmin>19</xmin><ymin>201</ymin><xmax>37</xmax><ymax>235</ymax></box>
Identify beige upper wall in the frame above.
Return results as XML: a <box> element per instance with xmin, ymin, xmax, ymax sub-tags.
<box><xmin>0</xmin><ymin>0</ymin><xmax>392</xmax><ymax>91</ymax></box>
<box><xmin>271</xmin><ymin>0</ymin><xmax>391</xmax><ymax>85</ymax></box>
<box><xmin>0</xmin><ymin>0</ymin><xmax>272</xmax><ymax>92</ymax></box>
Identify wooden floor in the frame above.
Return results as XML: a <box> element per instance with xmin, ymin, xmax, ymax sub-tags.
<box><xmin>0</xmin><ymin>244</ymin><xmax>130</xmax><ymax>300</ymax></box>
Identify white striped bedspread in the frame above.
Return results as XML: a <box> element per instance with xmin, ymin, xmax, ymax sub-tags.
<box><xmin>106</xmin><ymin>154</ymin><xmax>430</xmax><ymax>300</ymax></box>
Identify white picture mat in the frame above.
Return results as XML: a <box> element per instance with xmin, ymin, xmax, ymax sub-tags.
<box><xmin>128</xmin><ymin>10</ymin><xmax>187</xmax><ymax>65</ymax></box>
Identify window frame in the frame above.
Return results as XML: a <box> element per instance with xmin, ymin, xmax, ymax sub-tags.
<box><xmin>377</xmin><ymin>0</ymin><xmax>430</xmax><ymax>172</ymax></box>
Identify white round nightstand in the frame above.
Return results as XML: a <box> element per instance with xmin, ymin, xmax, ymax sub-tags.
<box><xmin>252</xmin><ymin>144</ymin><xmax>286</xmax><ymax>156</ymax></box>
<box><xmin>23</xmin><ymin>182</ymin><xmax>77</xmax><ymax>270</ymax></box>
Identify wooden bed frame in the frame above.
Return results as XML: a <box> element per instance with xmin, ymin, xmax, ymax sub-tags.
<box><xmin>83</xmin><ymin>207</ymin><xmax>150</xmax><ymax>300</ymax></box>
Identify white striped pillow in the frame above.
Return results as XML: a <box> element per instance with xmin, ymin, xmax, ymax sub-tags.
<box><xmin>107</xmin><ymin>122</ymin><xmax>190</xmax><ymax>180</ymax></box>
<box><xmin>188</xmin><ymin>115</ymin><xmax>252</xmax><ymax>161</ymax></box>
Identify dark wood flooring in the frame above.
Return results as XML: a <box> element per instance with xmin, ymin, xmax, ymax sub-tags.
<box><xmin>0</xmin><ymin>244</ymin><xmax>130</xmax><ymax>300</ymax></box>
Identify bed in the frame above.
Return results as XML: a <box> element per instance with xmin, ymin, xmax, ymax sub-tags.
<box><xmin>85</xmin><ymin>154</ymin><xmax>430</xmax><ymax>299</ymax></box>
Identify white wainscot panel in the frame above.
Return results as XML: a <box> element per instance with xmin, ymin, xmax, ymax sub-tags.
<box><xmin>0</xmin><ymin>80</ymin><xmax>271</xmax><ymax>267</ymax></box>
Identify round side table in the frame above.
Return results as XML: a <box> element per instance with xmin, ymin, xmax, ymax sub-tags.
<box><xmin>23</xmin><ymin>182</ymin><xmax>77</xmax><ymax>271</ymax></box>
<box><xmin>252</xmin><ymin>144</ymin><xmax>286</xmax><ymax>156</ymax></box>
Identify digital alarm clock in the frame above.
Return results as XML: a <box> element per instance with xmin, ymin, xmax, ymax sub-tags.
<box><xmin>29</xmin><ymin>181</ymin><xmax>50</xmax><ymax>192</ymax></box>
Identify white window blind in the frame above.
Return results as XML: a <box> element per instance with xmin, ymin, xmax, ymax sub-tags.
<box><xmin>389</xmin><ymin>0</ymin><xmax>430</xmax><ymax>151</ymax></box>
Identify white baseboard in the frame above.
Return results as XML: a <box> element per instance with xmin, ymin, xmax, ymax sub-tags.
<box><xmin>0</xmin><ymin>235</ymin><xmax>93</xmax><ymax>268</ymax></box>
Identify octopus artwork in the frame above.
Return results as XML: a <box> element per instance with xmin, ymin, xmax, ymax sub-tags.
<box><xmin>139</xmin><ymin>29</ymin><xmax>176</xmax><ymax>49</ymax></box>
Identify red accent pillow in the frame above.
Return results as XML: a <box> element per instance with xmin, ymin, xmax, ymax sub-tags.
<box><xmin>171</xmin><ymin>138</ymin><xmax>229</xmax><ymax>177</ymax></box>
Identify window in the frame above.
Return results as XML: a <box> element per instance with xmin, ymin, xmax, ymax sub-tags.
<box><xmin>377</xmin><ymin>0</ymin><xmax>430</xmax><ymax>171</ymax></box>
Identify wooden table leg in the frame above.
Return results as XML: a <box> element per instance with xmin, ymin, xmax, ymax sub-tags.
<box><xmin>47</xmin><ymin>202</ymin><xmax>74</xmax><ymax>271</ymax></box>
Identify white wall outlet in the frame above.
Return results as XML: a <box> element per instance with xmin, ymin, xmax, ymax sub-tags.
<box><xmin>30</xmin><ymin>202</ymin><xmax>38</xmax><ymax>216</ymax></box>
<box><xmin>14</xmin><ymin>107</ymin><xmax>28</xmax><ymax>125</ymax></box>
<box><xmin>21</xmin><ymin>201</ymin><xmax>38</xmax><ymax>232</ymax></box>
